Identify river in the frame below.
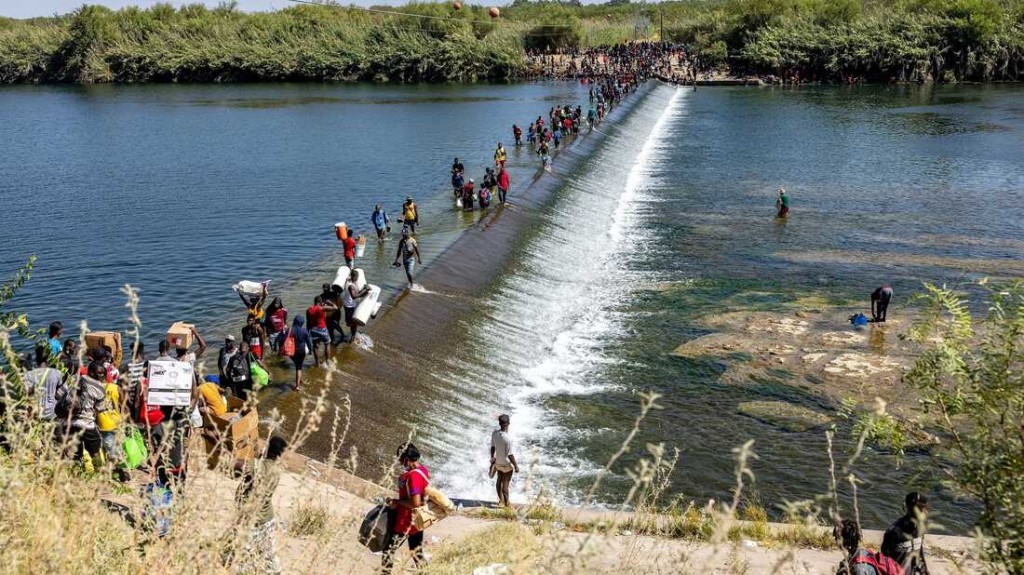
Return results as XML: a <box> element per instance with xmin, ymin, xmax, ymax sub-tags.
<box><xmin>3</xmin><ymin>81</ymin><xmax>1022</xmax><ymax>533</ymax></box>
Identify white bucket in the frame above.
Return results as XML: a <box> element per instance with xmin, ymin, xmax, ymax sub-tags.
<box><xmin>331</xmin><ymin>266</ymin><xmax>351</xmax><ymax>290</ymax></box>
<box><xmin>353</xmin><ymin>284</ymin><xmax>382</xmax><ymax>326</ymax></box>
<box><xmin>351</xmin><ymin>268</ymin><xmax>367</xmax><ymax>292</ymax></box>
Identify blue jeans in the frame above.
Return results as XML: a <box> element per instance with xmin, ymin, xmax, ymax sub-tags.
<box><xmin>403</xmin><ymin>258</ymin><xmax>415</xmax><ymax>283</ymax></box>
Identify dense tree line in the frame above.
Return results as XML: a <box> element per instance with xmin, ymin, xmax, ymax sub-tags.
<box><xmin>0</xmin><ymin>0</ymin><xmax>1022</xmax><ymax>83</ymax></box>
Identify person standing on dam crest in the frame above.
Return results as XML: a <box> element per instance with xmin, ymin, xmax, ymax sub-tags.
<box><xmin>402</xmin><ymin>197</ymin><xmax>419</xmax><ymax>234</ymax></box>
<box><xmin>394</xmin><ymin>228</ymin><xmax>422</xmax><ymax>289</ymax></box>
<box><xmin>490</xmin><ymin>414</ymin><xmax>519</xmax><ymax>508</ymax></box>
<box><xmin>371</xmin><ymin>204</ymin><xmax>390</xmax><ymax>241</ymax></box>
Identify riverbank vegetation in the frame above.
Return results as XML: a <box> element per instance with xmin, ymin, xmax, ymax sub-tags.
<box><xmin>1</xmin><ymin>0</ymin><xmax>1023</xmax><ymax>83</ymax></box>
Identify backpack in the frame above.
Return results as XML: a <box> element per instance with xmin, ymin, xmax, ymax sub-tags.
<box><xmin>358</xmin><ymin>504</ymin><xmax>390</xmax><ymax>552</ymax></box>
<box><xmin>227</xmin><ymin>354</ymin><xmax>249</xmax><ymax>384</ymax></box>
<box><xmin>851</xmin><ymin>551</ymin><xmax>904</xmax><ymax>575</ymax></box>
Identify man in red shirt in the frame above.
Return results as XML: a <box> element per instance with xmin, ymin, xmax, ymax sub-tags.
<box><xmin>497</xmin><ymin>167</ymin><xmax>510</xmax><ymax>204</ymax></box>
<box><xmin>342</xmin><ymin>234</ymin><xmax>358</xmax><ymax>269</ymax></box>
<box><xmin>305</xmin><ymin>296</ymin><xmax>336</xmax><ymax>365</ymax></box>
<box><xmin>382</xmin><ymin>443</ymin><xmax>430</xmax><ymax>574</ymax></box>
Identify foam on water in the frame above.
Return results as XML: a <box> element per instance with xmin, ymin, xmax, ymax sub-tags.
<box><xmin>422</xmin><ymin>86</ymin><xmax>688</xmax><ymax>503</ymax></box>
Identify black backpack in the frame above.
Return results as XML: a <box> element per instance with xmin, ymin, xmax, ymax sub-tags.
<box><xmin>227</xmin><ymin>354</ymin><xmax>249</xmax><ymax>384</ymax></box>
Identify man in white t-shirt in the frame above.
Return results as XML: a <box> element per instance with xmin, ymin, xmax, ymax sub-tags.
<box><xmin>490</xmin><ymin>414</ymin><xmax>519</xmax><ymax>507</ymax></box>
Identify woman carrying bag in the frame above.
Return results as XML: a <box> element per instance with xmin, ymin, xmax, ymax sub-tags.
<box><xmin>280</xmin><ymin>317</ymin><xmax>312</xmax><ymax>391</ymax></box>
<box><xmin>381</xmin><ymin>443</ymin><xmax>429</xmax><ymax>574</ymax></box>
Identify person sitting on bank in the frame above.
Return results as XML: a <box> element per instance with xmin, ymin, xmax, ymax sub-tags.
<box><xmin>834</xmin><ymin>518</ymin><xmax>903</xmax><ymax>575</ymax></box>
<box><xmin>871</xmin><ymin>284</ymin><xmax>894</xmax><ymax>323</ymax></box>
<box><xmin>881</xmin><ymin>492</ymin><xmax>930</xmax><ymax>575</ymax></box>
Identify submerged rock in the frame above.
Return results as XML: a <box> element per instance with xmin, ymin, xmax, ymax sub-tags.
<box><xmin>736</xmin><ymin>401</ymin><xmax>832</xmax><ymax>432</ymax></box>
<box><xmin>822</xmin><ymin>353</ymin><xmax>902</xmax><ymax>379</ymax></box>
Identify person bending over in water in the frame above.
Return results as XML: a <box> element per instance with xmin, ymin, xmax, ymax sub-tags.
<box><xmin>871</xmin><ymin>284</ymin><xmax>894</xmax><ymax>323</ymax></box>
<box><xmin>513</xmin><ymin>124</ymin><xmax>523</xmax><ymax>147</ymax></box>
<box><xmin>393</xmin><ymin>228</ymin><xmax>422</xmax><ymax>289</ymax></box>
<box><xmin>776</xmin><ymin>187</ymin><xmax>790</xmax><ymax>218</ymax></box>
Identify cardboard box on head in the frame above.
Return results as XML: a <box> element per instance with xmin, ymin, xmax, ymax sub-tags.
<box><xmin>84</xmin><ymin>331</ymin><xmax>123</xmax><ymax>366</ymax></box>
<box><xmin>167</xmin><ymin>322</ymin><xmax>195</xmax><ymax>350</ymax></box>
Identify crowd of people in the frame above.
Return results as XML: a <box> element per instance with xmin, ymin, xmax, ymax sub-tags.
<box><xmin>0</xmin><ymin>60</ymin><xmax>649</xmax><ymax>572</ymax></box>
<box><xmin>525</xmin><ymin>41</ymin><xmax>707</xmax><ymax>85</ymax></box>
<box><xmin>1</xmin><ymin>42</ymin><xmax>933</xmax><ymax>574</ymax></box>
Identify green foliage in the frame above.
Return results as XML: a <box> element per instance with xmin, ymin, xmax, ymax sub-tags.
<box><xmin>0</xmin><ymin>2</ymin><xmax>526</xmax><ymax>83</ymax></box>
<box><xmin>900</xmin><ymin>281</ymin><xmax>1024</xmax><ymax>573</ymax></box>
<box><xmin>521</xmin><ymin>5</ymin><xmax>583</xmax><ymax>52</ymax></box>
<box><xmin>0</xmin><ymin>257</ymin><xmax>38</xmax><ymax>400</ymax></box>
<box><xmin>1</xmin><ymin>1</ymin><xmax>1024</xmax><ymax>83</ymax></box>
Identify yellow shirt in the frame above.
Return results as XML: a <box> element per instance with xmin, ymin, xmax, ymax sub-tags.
<box><xmin>199</xmin><ymin>382</ymin><xmax>228</xmax><ymax>416</ymax></box>
<box><xmin>404</xmin><ymin>202</ymin><xmax>417</xmax><ymax>222</ymax></box>
<box><xmin>97</xmin><ymin>382</ymin><xmax>122</xmax><ymax>432</ymax></box>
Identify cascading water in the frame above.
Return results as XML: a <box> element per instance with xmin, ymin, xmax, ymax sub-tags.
<box><xmin>420</xmin><ymin>85</ymin><xmax>686</xmax><ymax>503</ymax></box>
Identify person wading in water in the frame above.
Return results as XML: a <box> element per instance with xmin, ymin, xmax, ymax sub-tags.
<box><xmin>776</xmin><ymin>187</ymin><xmax>790</xmax><ymax>217</ymax></box>
<box><xmin>393</xmin><ymin>228</ymin><xmax>422</xmax><ymax>289</ymax></box>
